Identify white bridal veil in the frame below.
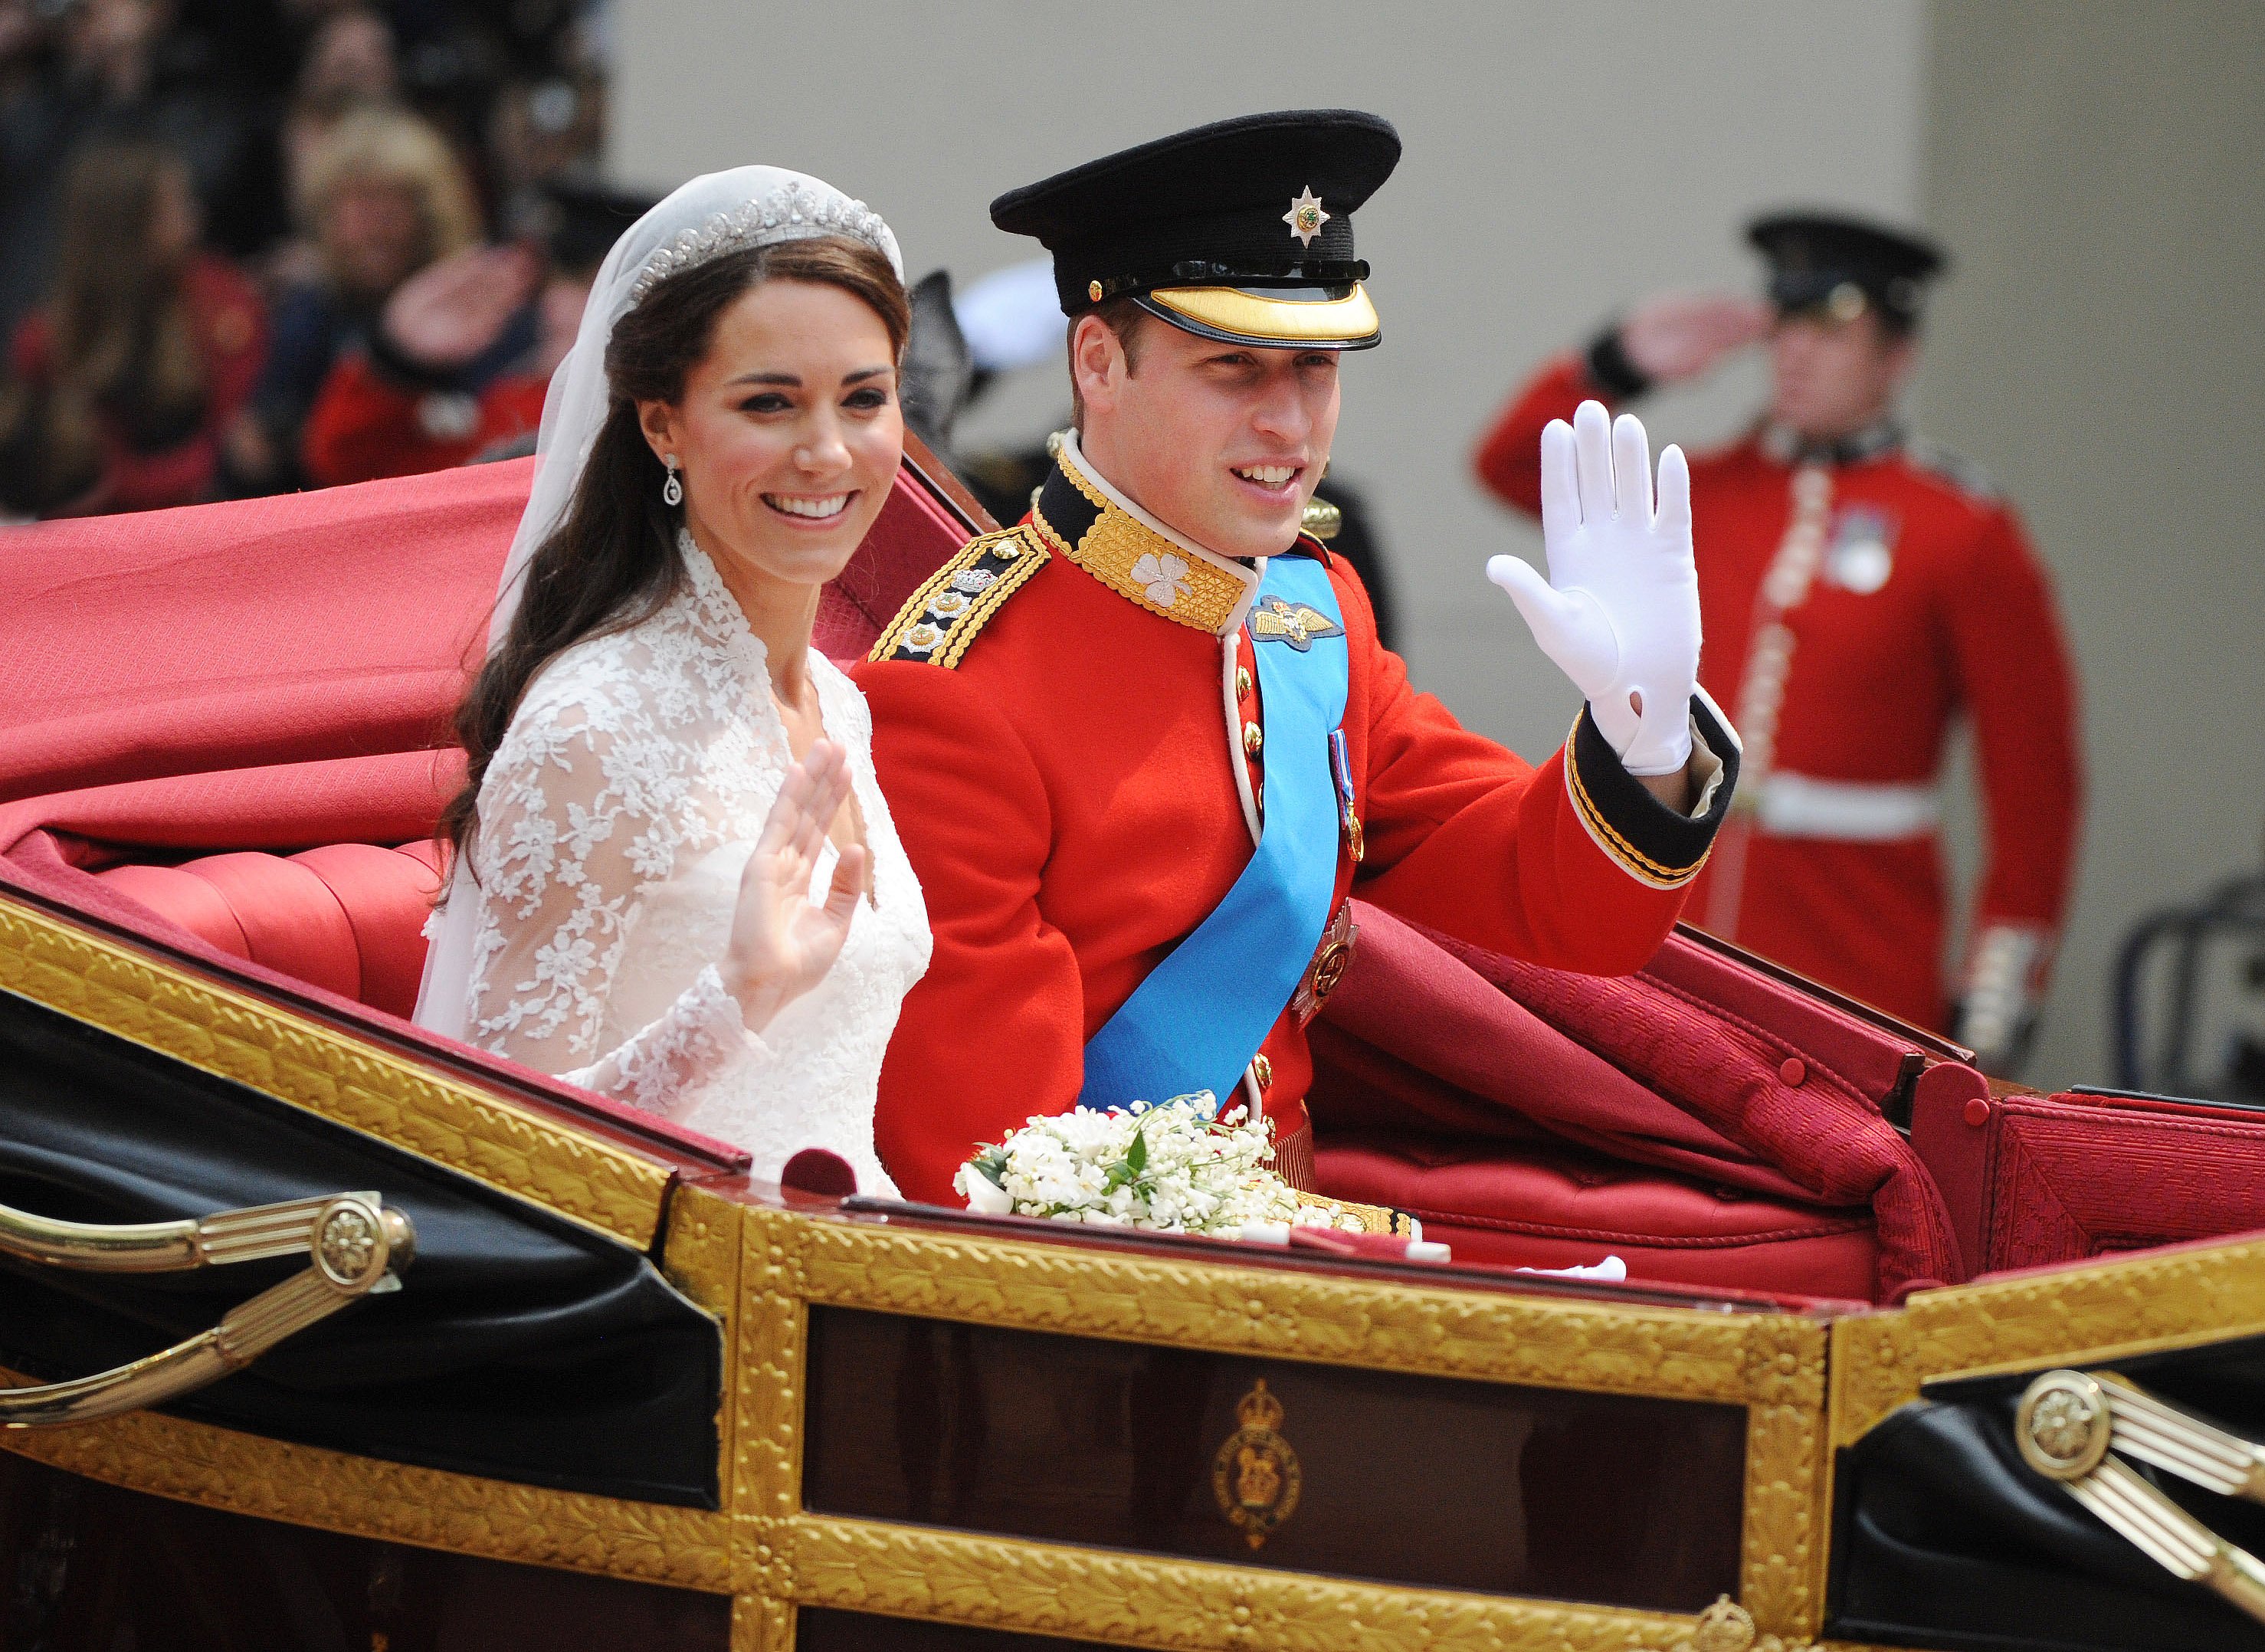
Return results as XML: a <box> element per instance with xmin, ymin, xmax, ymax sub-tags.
<box><xmin>411</xmin><ymin>166</ymin><xmax>905</xmax><ymax>1041</ymax></box>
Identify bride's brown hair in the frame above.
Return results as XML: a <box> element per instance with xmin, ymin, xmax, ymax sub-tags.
<box><xmin>438</xmin><ymin>235</ymin><xmax>910</xmax><ymax>884</ymax></box>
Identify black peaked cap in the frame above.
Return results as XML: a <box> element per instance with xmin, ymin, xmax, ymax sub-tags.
<box><xmin>991</xmin><ymin>110</ymin><xmax>1401</xmax><ymax>329</ymax></box>
<box><xmin>1746</xmin><ymin>211</ymin><xmax>1946</xmax><ymax>325</ymax></box>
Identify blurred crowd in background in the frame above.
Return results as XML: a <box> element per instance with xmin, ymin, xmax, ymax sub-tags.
<box><xmin>0</xmin><ymin>0</ymin><xmax>642</xmax><ymax>518</ymax></box>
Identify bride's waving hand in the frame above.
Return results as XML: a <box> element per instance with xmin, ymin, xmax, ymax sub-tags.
<box><xmin>723</xmin><ymin>739</ymin><xmax>867</xmax><ymax>1034</ymax></box>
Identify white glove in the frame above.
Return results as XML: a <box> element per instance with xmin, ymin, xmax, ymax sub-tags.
<box><xmin>1487</xmin><ymin>400</ymin><xmax>1700</xmax><ymax>775</ymax></box>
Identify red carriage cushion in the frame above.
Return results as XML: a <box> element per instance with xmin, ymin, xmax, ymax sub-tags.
<box><xmin>0</xmin><ymin>450</ymin><xmax>966</xmax><ymax>847</ymax></box>
<box><xmin>1315</xmin><ymin>1131</ymin><xmax>1880</xmax><ymax>1302</ymax></box>
<box><xmin>96</xmin><ymin>841</ymin><xmax>443</xmax><ymax>1021</ymax></box>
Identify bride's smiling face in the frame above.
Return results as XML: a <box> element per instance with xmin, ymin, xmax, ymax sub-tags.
<box><xmin>639</xmin><ymin>278</ymin><xmax>903</xmax><ymax>591</ymax></box>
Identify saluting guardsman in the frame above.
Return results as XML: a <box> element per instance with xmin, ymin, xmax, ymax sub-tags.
<box><xmin>1475</xmin><ymin>215</ymin><xmax>2083</xmax><ymax>1072</ymax></box>
<box><xmin>857</xmin><ymin>111</ymin><xmax>1739</xmax><ymax>1205</ymax></box>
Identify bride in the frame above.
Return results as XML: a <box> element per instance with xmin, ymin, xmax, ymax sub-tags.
<box><xmin>414</xmin><ymin>167</ymin><xmax>931</xmax><ymax>1196</ymax></box>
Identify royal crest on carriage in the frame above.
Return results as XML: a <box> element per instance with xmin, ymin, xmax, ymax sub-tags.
<box><xmin>1211</xmin><ymin>1378</ymin><xmax>1303</xmax><ymax>1549</ymax></box>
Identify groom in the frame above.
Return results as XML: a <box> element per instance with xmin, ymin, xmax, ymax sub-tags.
<box><xmin>856</xmin><ymin>110</ymin><xmax>1737</xmax><ymax>1205</ymax></box>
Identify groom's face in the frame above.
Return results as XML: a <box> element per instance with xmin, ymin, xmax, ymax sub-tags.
<box><xmin>1072</xmin><ymin>314</ymin><xmax>1339</xmax><ymax>562</ymax></box>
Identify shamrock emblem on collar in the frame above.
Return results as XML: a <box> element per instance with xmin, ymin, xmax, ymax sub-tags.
<box><xmin>1130</xmin><ymin>551</ymin><xmax>1192</xmax><ymax>610</ymax></box>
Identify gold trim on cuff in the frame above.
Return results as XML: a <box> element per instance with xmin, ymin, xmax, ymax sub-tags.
<box><xmin>1562</xmin><ymin>717</ymin><xmax>1709</xmax><ymax>891</ymax></box>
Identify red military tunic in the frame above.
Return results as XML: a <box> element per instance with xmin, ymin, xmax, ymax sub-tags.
<box><xmin>856</xmin><ymin>437</ymin><xmax>1736</xmax><ymax>1205</ymax></box>
<box><xmin>300</xmin><ymin>355</ymin><xmax>549</xmax><ymax>488</ymax></box>
<box><xmin>1475</xmin><ymin>354</ymin><xmax>2082</xmax><ymax>1036</ymax></box>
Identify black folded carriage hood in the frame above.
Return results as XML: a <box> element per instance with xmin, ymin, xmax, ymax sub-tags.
<box><xmin>1831</xmin><ymin>1335</ymin><xmax>2265</xmax><ymax>1652</ymax></box>
<box><xmin>0</xmin><ymin>988</ymin><xmax>722</xmax><ymax>1508</ymax></box>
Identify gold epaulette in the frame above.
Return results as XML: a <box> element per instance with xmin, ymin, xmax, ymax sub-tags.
<box><xmin>867</xmin><ymin>524</ymin><xmax>1051</xmax><ymax>667</ymax></box>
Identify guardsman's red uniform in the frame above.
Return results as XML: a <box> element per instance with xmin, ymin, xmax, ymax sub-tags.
<box><xmin>1476</xmin><ymin>354</ymin><xmax>2081</xmax><ymax>1042</ymax></box>
<box><xmin>301</xmin><ymin>353</ymin><xmax>548</xmax><ymax>488</ymax></box>
<box><xmin>857</xmin><ymin>436</ymin><xmax>1736</xmax><ymax>1205</ymax></box>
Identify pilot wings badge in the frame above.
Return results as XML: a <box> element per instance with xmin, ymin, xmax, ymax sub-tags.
<box><xmin>1251</xmin><ymin>595</ymin><xmax>1344</xmax><ymax>652</ymax></box>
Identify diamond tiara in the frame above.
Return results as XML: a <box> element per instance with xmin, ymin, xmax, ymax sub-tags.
<box><xmin>628</xmin><ymin>179</ymin><xmax>894</xmax><ymax>305</ymax></box>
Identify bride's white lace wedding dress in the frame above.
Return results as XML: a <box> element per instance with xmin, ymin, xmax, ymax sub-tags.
<box><xmin>454</xmin><ymin>532</ymin><xmax>931</xmax><ymax>1196</ymax></box>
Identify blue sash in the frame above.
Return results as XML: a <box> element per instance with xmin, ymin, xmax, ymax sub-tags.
<box><xmin>1078</xmin><ymin>554</ymin><xmax>1348</xmax><ymax>1110</ymax></box>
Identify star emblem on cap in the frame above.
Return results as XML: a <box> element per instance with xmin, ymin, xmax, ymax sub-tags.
<box><xmin>1283</xmin><ymin>186</ymin><xmax>1329</xmax><ymax>247</ymax></box>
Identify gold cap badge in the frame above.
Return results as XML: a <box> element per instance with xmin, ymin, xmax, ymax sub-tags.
<box><xmin>1283</xmin><ymin>186</ymin><xmax>1329</xmax><ymax>247</ymax></box>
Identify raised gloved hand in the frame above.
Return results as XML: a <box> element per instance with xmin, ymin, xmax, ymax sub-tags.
<box><xmin>1487</xmin><ymin>399</ymin><xmax>1700</xmax><ymax>775</ymax></box>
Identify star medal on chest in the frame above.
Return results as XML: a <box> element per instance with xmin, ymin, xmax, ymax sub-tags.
<box><xmin>1251</xmin><ymin>595</ymin><xmax>1343</xmax><ymax>652</ymax></box>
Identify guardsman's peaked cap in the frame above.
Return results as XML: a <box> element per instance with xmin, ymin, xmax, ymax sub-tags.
<box><xmin>1746</xmin><ymin>211</ymin><xmax>1946</xmax><ymax>332</ymax></box>
<box><xmin>990</xmin><ymin>109</ymin><xmax>1401</xmax><ymax>350</ymax></box>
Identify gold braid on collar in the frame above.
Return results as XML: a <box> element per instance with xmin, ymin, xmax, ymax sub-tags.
<box><xmin>1030</xmin><ymin>452</ymin><xmax>1254</xmax><ymax>636</ymax></box>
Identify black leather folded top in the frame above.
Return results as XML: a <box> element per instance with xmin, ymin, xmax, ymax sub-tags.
<box><xmin>1829</xmin><ymin>1336</ymin><xmax>2265</xmax><ymax>1652</ymax></box>
<box><xmin>0</xmin><ymin>991</ymin><xmax>721</xmax><ymax>1508</ymax></box>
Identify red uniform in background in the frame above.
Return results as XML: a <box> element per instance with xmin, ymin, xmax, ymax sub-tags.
<box><xmin>1476</xmin><ymin>354</ymin><xmax>2082</xmax><ymax>1038</ymax></box>
<box><xmin>857</xmin><ymin>441</ymin><xmax>1735</xmax><ymax>1205</ymax></box>
<box><xmin>300</xmin><ymin>354</ymin><xmax>547</xmax><ymax>487</ymax></box>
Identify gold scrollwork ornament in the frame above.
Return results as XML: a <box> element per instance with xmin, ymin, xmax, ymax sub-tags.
<box><xmin>1211</xmin><ymin>1378</ymin><xmax>1301</xmax><ymax>1549</ymax></box>
<box><xmin>1674</xmin><ymin>1594</ymin><xmax>1791</xmax><ymax>1652</ymax></box>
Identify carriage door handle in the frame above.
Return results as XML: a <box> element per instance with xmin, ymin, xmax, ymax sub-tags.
<box><xmin>2017</xmin><ymin>1368</ymin><xmax>2265</xmax><ymax>1624</ymax></box>
<box><xmin>0</xmin><ymin>1191</ymin><xmax>414</xmax><ymax>1428</ymax></box>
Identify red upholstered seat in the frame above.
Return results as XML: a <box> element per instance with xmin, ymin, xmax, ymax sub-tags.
<box><xmin>1316</xmin><ymin>1132</ymin><xmax>1880</xmax><ymax>1302</ymax></box>
<box><xmin>1911</xmin><ymin>1077</ymin><xmax>2265</xmax><ymax>1279</ymax></box>
<box><xmin>97</xmin><ymin>841</ymin><xmax>444</xmax><ymax>1021</ymax></box>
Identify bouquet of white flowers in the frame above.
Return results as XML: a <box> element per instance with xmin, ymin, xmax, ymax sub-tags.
<box><xmin>954</xmin><ymin>1093</ymin><xmax>1372</xmax><ymax>1237</ymax></box>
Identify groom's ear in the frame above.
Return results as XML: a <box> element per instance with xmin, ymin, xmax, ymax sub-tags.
<box><xmin>634</xmin><ymin>398</ymin><xmax>678</xmax><ymax>465</ymax></box>
<box><xmin>1068</xmin><ymin>311</ymin><xmax>1132</xmax><ymax>424</ymax></box>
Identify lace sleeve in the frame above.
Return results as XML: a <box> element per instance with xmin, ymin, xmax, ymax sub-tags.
<box><xmin>463</xmin><ymin>693</ymin><xmax>769</xmax><ymax>1119</ymax></box>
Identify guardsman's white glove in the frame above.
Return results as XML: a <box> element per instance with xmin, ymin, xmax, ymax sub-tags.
<box><xmin>1487</xmin><ymin>400</ymin><xmax>1700</xmax><ymax>776</ymax></box>
<box><xmin>1952</xmin><ymin>923</ymin><xmax>2050</xmax><ymax>1077</ymax></box>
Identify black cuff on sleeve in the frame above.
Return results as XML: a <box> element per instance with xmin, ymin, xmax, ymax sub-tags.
<box><xmin>364</xmin><ymin>323</ymin><xmax>457</xmax><ymax>393</ymax></box>
<box><xmin>367</xmin><ymin>303</ymin><xmax>542</xmax><ymax>395</ymax></box>
<box><xmin>1583</xmin><ymin>326</ymin><xmax>1654</xmax><ymax>401</ymax></box>
<box><xmin>1565</xmin><ymin>694</ymin><xmax>1739</xmax><ymax>890</ymax></box>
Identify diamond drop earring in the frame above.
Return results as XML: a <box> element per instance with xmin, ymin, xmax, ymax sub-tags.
<box><xmin>662</xmin><ymin>456</ymin><xmax>683</xmax><ymax>507</ymax></box>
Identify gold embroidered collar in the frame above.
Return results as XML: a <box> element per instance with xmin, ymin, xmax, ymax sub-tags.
<box><xmin>1030</xmin><ymin>433</ymin><xmax>1261</xmax><ymax>637</ymax></box>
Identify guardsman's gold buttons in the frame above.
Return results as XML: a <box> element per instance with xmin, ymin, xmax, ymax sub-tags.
<box><xmin>1242</xmin><ymin>722</ymin><xmax>1264</xmax><ymax>758</ymax></box>
<box><xmin>1250</xmin><ymin>1053</ymin><xmax>1273</xmax><ymax>1090</ymax></box>
<box><xmin>1236</xmin><ymin>665</ymin><xmax>1253</xmax><ymax>698</ymax></box>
